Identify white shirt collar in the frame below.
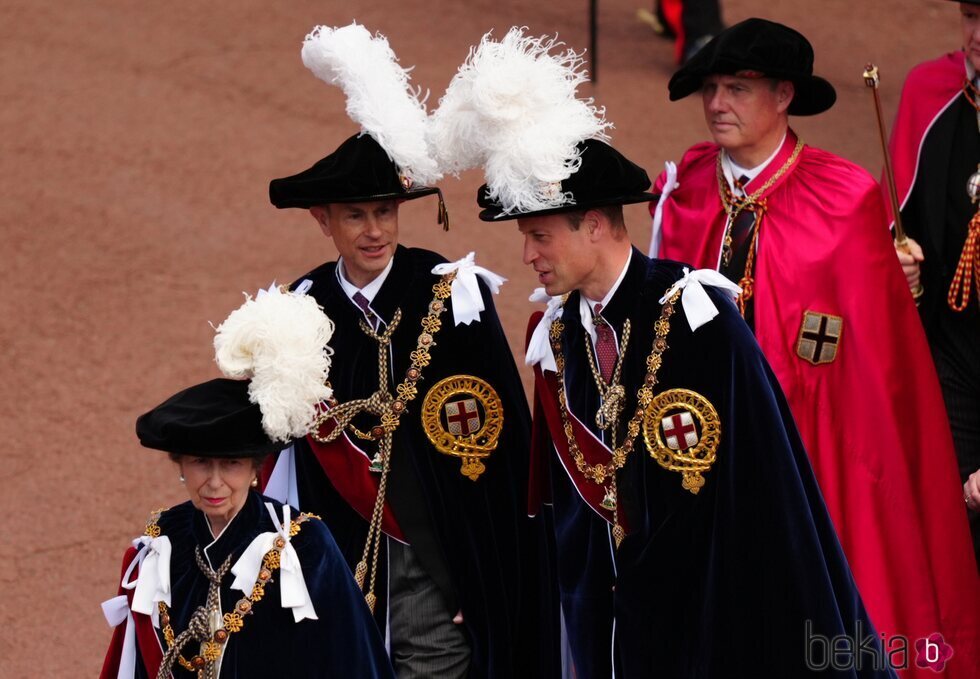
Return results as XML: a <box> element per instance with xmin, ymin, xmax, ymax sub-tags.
<box><xmin>335</xmin><ymin>255</ymin><xmax>394</xmax><ymax>305</ymax></box>
<box><xmin>721</xmin><ymin>130</ymin><xmax>787</xmax><ymax>196</ymax></box>
<box><xmin>578</xmin><ymin>248</ymin><xmax>633</xmax><ymax>343</ymax></box>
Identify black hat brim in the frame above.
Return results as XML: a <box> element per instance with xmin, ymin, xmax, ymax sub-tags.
<box><xmin>668</xmin><ymin>72</ymin><xmax>836</xmax><ymax>116</ymax></box>
<box><xmin>479</xmin><ymin>192</ymin><xmax>660</xmax><ymax>222</ymax></box>
<box><xmin>270</xmin><ymin>186</ymin><xmax>438</xmax><ymax>210</ymax></box>
<box><xmin>268</xmin><ymin>134</ymin><xmax>440</xmax><ymax>209</ymax></box>
<box><xmin>137</xmin><ymin>378</ymin><xmax>292</xmax><ymax>458</ymax></box>
<box><xmin>667</xmin><ymin>18</ymin><xmax>837</xmax><ymax>116</ymax></box>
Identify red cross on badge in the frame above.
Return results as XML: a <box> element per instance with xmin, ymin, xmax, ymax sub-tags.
<box><xmin>661</xmin><ymin>411</ymin><xmax>699</xmax><ymax>451</ymax></box>
<box><xmin>445</xmin><ymin>398</ymin><xmax>481</xmax><ymax>436</ymax></box>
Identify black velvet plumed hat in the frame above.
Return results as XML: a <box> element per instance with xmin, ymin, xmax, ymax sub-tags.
<box><xmin>668</xmin><ymin>18</ymin><xmax>837</xmax><ymax>116</ymax></box>
<box><xmin>477</xmin><ymin>139</ymin><xmax>659</xmax><ymax>221</ymax></box>
<box><xmin>137</xmin><ymin>378</ymin><xmax>290</xmax><ymax>458</ymax></box>
<box><xmin>269</xmin><ymin>134</ymin><xmax>440</xmax><ymax>209</ymax></box>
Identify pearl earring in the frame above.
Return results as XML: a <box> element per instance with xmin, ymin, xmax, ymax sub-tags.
<box><xmin>251</xmin><ymin>478</ymin><xmax>258</xmax><ymax>487</ymax></box>
<box><xmin>179</xmin><ymin>474</ymin><xmax>185</xmax><ymax>483</ymax></box>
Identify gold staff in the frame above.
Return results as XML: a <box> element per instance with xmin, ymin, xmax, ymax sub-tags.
<box><xmin>863</xmin><ymin>63</ymin><xmax>925</xmax><ymax>300</ymax></box>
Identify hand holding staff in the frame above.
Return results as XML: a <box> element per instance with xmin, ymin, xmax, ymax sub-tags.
<box><xmin>863</xmin><ymin>63</ymin><xmax>925</xmax><ymax>301</ymax></box>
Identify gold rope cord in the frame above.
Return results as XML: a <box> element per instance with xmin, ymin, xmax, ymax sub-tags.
<box><xmin>947</xmin><ymin>211</ymin><xmax>980</xmax><ymax>311</ymax></box>
<box><xmin>309</xmin><ymin>272</ymin><xmax>456</xmax><ymax>611</ymax></box>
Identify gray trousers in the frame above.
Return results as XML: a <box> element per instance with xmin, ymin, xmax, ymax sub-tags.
<box><xmin>388</xmin><ymin>539</ymin><xmax>470</xmax><ymax>678</ymax></box>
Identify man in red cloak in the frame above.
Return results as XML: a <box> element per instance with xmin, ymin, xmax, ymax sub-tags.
<box><xmin>887</xmin><ymin>0</ymin><xmax>980</xmax><ymax>572</ymax></box>
<box><xmin>651</xmin><ymin>17</ymin><xmax>980</xmax><ymax>677</ymax></box>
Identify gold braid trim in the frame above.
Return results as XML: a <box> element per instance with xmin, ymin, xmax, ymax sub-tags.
<box><xmin>149</xmin><ymin>511</ymin><xmax>316</xmax><ymax>677</ymax></box>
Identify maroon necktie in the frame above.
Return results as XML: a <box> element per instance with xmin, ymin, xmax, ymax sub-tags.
<box><xmin>592</xmin><ymin>303</ymin><xmax>617</xmax><ymax>383</ymax></box>
<box><xmin>352</xmin><ymin>291</ymin><xmax>380</xmax><ymax>330</ymax></box>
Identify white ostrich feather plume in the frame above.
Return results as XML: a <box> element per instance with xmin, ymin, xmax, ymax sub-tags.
<box><xmin>428</xmin><ymin>27</ymin><xmax>611</xmax><ymax>215</ymax></box>
<box><xmin>213</xmin><ymin>286</ymin><xmax>335</xmax><ymax>443</ymax></box>
<box><xmin>301</xmin><ymin>23</ymin><xmax>441</xmax><ymax>187</ymax></box>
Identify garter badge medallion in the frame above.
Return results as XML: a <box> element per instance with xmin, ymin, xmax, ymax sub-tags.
<box><xmin>796</xmin><ymin>310</ymin><xmax>843</xmax><ymax>365</ymax></box>
<box><xmin>422</xmin><ymin>375</ymin><xmax>503</xmax><ymax>480</ymax></box>
<box><xmin>642</xmin><ymin>388</ymin><xmax>720</xmax><ymax>495</ymax></box>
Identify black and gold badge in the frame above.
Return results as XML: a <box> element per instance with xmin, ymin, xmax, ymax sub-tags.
<box><xmin>642</xmin><ymin>388</ymin><xmax>720</xmax><ymax>494</ymax></box>
<box><xmin>422</xmin><ymin>375</ymin><xmax>503</xmax><ymax>480</ymax></box>
<box><xmin>796</xmin><ymin>310</ymin><xmax>843</xmax><ymax>365</ymax></box>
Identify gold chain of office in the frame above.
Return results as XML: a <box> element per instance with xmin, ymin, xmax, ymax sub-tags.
<box><xmin>548</xmin><ymin>289</ymin><xmax>680</xmax><ymax>486</ymax></box>
<box><xmin>715</xmin><ymin>139</ymin><xmax>804</xmax><ymax>314</ymax></box>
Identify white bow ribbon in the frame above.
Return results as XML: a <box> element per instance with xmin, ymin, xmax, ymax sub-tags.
<box><xmin>659</xmin><ymin>267</ymin><xmax>742</xmax><ymax>332</ymax></box>
<box><xmin>648</xmin><ymin>161</ymin><xmax>678</xmax><ymax>258</ymax></box>
<box><xmin>101</xmin><ymin>595</ymin><xmax>137</xmax><ymax>678</ymax></box>
<box><xmin>124</xmin><ymin>536</ymin><xmax>172</xmax><ymax>618</ymax></box>
<box><xmin>525</xmin><ymin>288</ymin><xmax>564</xmax><ymax>372</ymax></box>
<box><xmin>101</xmin><ymin>535</ymin><xmax>172</xmax><ymax>679</ymax></box>
<box><xmin>231</xmin><ymin>503</ymin><xmax>317</xmax><ymax>622</ymax></box>
<box><xmin>431</xmin><ymin>252</ymin><xmax>507</xmax><ymax>326</ymax></box>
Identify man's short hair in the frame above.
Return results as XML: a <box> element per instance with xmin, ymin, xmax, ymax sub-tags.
<box><xmin>563</xmin><ymin>205</ymin><xmax>626</xmax><ymax>232</ymax></box>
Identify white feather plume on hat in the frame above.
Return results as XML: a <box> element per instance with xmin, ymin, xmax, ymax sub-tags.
<box><xmin>213</xmin><ymin>286</ymin><xmax>334</xmax><ymax>443</ymax></box>
<box><xmin>428</xmin><ymin>28</ymin><xmax>611</xmax><ymax>215</ymax></box>
<box><xmin>301</xmin><ymin>22</ymin><xmax>442</xmax><ymax>187</ymax></box>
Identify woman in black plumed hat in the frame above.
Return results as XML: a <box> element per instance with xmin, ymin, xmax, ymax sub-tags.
<box><xmin>99</xmin><ymin>288</ymin><xmax>394</xmax><ymax>679</ymax></box>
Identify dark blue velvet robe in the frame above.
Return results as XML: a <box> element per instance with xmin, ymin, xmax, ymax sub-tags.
<box><xmin>287</xmin><ymin>246</ymin><xmax>558</xmax><ymax>679</ymax></box>
<box><xmin>104</xmin><ymin>491</ymin><xmax>393</xmax><ymax>678</ymax></box>
<box><xmin>538</xmin><ymin>250</ymin><xmax>897</xmax><ymax>678</ymax></box>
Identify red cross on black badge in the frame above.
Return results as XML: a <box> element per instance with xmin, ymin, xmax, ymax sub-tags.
<box><xmin>445</xmin><ymin>398</ymin><xmax>482</xmax><ymax>436</ymax></box>
<box><xmin>796</xmin><ymin>311</ymin><xmax>843</xmax><ymax>365</ymax></box>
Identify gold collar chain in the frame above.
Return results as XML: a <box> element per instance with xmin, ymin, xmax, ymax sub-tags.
<box><xmin>716</xmin><ymin>139</ymin><xmax>804</xmax><ymax>216</ymax></box>
<box><xmin>549</xmin><ymin>290</ymin><xmax>680</xmax><ymax>547</ymax></box>
<box><xmin>149</xmin><ymin>511</ymin><xmax>314</xmax><ymax>678</ymax></box>
<box><xmin>716</xmin><ymin>140</ymin><xmax>804</xmax><ymax>310</ymax></box>
<box><xmin>550</xmin><ymin>293</ymin><xmax>677</xmax><ymax>485</ymax></box>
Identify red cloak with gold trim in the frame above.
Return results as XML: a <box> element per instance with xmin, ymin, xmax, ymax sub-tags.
<box><xmin>652</xmin><ymin>131</ymin><xmax>980</xmax><ymax>677</ymax></box>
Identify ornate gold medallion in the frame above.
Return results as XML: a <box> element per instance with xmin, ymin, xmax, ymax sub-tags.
<box><xmin>422</xmin><ymin>375</ymin><xmax>503</xmax><ymax>480</ymax></box>
<box><xmin>642</xmin><ymin>388</ymin><xmax>720</xmax><ymax>494</ymax></box>
<box><xmin>796</xmin><ymin>310</ymin><xmax>843</xmax><ymax>365</ymax></box>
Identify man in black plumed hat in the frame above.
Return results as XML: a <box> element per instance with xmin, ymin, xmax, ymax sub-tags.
<box><xmin>652</xmin><ymin>17</ymin><xmax>980</xmax><ymax>661</ymax></box>
<box><xmin>444</xmin><ymin>27</ymin><xmax>894</xmax><ymax>679</ymax></box>
<box><xmin>263</xmin><ymin>23</ymin><xmax>557</xmax><ymax>679</ymax></box>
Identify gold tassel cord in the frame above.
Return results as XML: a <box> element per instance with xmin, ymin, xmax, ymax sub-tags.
<box><xmin>948</xmin><ymin>211</ymin><xmax>980</xmax><ymax>312</ymax></box>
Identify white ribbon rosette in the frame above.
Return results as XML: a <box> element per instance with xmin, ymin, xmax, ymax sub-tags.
<box><xmin>525</xmin><ymin>288</ymin><xmax>564</xmax><ymax>373</ymax></box>
<box><xmin>431</xmin><ymin>252</ymin><xmax>507</xmax><ymax>326</ymax></box>
<box><xmin>230</xmin><ymin>503</ymin><xmax>317</xmax><ymax>622</ymax></box>
<box><xmin>659</xmin><ymin>267</ymin><xmax>742</xmax><ymax>332</ymax></box>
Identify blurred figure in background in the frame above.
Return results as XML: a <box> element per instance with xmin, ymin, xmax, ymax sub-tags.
<box><xmin>638</xmin><ymin>0</ymin><xmax>723</xmax><ymax>63</ymax></box>
<box><xmin>887</xmin><ymin>0</ymin><xmax>980</xmax><ymax>571</ymax></box>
